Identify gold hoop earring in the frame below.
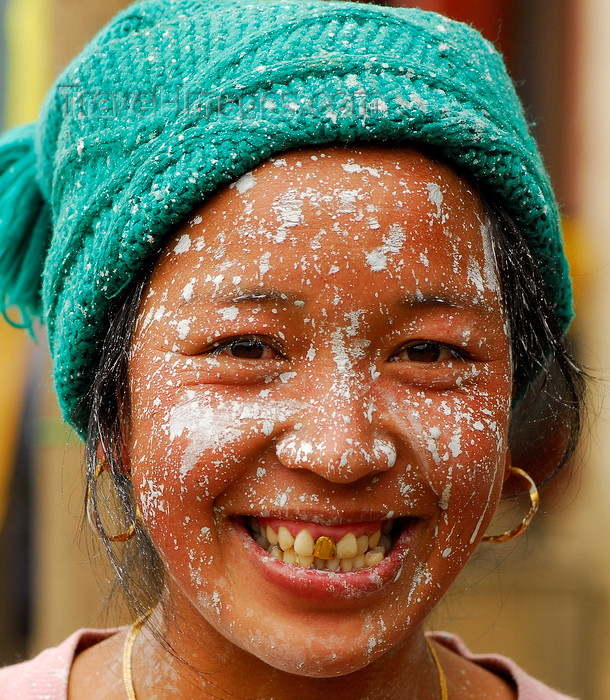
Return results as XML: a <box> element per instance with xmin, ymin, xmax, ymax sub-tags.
<box><xmin>86</xmin><ymin>460</ymin><xmax>142</xmax><ymax>543</ymax></box>
<box><xmin>481</xmin><ymin>466</ymin><xmax>540</xmax><ymax>543</ymax></box>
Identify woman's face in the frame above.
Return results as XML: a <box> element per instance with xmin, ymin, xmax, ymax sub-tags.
<box><xmin>128</xmin><ymin>145</ymin><xmax>512</xmax><ymax>676</ymax></box>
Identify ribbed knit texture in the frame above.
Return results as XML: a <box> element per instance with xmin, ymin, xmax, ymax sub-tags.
<box><xmin>0</xmin><ymin>0</ymin><xmax>571</xmax><ymax>436</ymax></box>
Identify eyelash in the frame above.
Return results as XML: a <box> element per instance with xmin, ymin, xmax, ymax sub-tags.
<box><xmin>209</xmin><ymin>335</ymin><xmax>285</xmax><ymax>361</ymax></box>
<box><xmin>389</xmin><ymin>341</ymin><xmax>469</xmax><ymax>364</ymax></box>
<box><xmin>209</xmin><ymin>336</ymin><xmax>469</xmax><ymax>364</ymax></box>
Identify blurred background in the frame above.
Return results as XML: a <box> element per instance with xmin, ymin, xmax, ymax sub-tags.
<box><xmin>0</xmin><ymin>1</ymin><xmax>608</xmax><ymax>698</ymax></box>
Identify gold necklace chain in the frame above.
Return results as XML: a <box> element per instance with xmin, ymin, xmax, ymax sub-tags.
<box><xmin>425</xmin><ymin>636</ymin><xmax>449</xmax><ymax>700</ymax></box>
<box><xmin>122</xmin><ymin>613</ymin><xmax>151</xmax><ymax>700</ymax></box>
<box><xmin>123</xmin><ymin>619</ymin><xmax>447</xmax><ymax>700</ymax></box>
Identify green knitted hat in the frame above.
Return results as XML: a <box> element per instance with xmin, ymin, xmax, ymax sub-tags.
<box><xmin>0</xmin><ymin>0</ymin><xmax>571</xmax><ymax>436</ymax></box>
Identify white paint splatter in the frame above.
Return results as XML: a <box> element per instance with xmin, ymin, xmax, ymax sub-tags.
<box><xmin>230</xmin><ymin>172</ymin><xmax>257</xmax><ymax>194</ymax></box>
<box><xmin>426</xmin><ymin>182</ymin><xmax>443</xmax><ymax>219</ymax></box>
<box><xmin>373</xmin><ymin>438</ymin><xmax>397</xmax><ymax>469</ymax></box>
<box><xmin>218</xmin><ymin>306</ymin><xmax>239</xmax><ymax>321</ymax></box>
<box><xmin>182</xmin><ymin>280</ymin><xmax>195</xmax><ymax>302</ymax></box>
<box><xmin>271</xmin><ymin>189</ymin><xmax>304</xmax><ymax>243</ymax></box>
<box><xmin>365</xmin><ymin>224</ymin><xmax>405</xmax><ymax>271</ymax></box>
<box><xmin>174</xmin><ymin>234</ymin><xmax>191</xmax><ymax>254</ymax></box>
<box><xmin>176</xmin><ymin>319</ymin><xmax>191</xmax><ymax>340</ymax></box>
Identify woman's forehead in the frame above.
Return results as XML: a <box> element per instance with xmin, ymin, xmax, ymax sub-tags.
<box><xmin>210</xmin><ymin>144</ymin><xmax>478</xmax><ymax>219</ymax></box>
<box><xmin>148</xmin><ymin>144</ymin><xmax>499</xmax><ymax>311</ymax></box>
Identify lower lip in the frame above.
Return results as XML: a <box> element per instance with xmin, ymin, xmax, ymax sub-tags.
<box><xmin>231</xmin><ymin>518</ymin><xmax>417</xmax><ymax>602</ymax></box>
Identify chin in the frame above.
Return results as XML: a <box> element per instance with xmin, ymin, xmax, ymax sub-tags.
<box><xmin>233</xmin><ymin>619</ymin><xmax>401</xmax><ymax>679</ymax></box>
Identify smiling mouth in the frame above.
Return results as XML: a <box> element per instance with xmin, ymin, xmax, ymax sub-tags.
<box><xmin>244</xmin><ymin>516</ymin><xmax>403</xmax><ymax>572</ymax></box>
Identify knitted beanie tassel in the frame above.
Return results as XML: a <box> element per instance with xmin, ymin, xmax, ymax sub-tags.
<box><xmin>0</xmin><ymin>123</ymin><xmax>51</xmax><ymax>333</ymax></box>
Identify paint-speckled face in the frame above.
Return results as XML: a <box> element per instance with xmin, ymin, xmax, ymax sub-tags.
<box><xmin>128</xmin><ymin>145</ymin><xmax>512</xmax><ymax>677</ymax></box>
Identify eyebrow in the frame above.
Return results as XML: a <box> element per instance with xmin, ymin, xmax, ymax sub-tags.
<box><xmin>400</xmin><ymin>292</ymin><xmax>473</xmax><ymax>309</ymax></box>
<box><xmin>398</xmin><ymin>291</ymin><xmax>501</xmax><ymax>318</ymax></box>
<box><xmin>181</xmin><ymin>287</ymin><xmax>496</xmax><ymax>315</ymax></box>
<box><xmin>181</xmin><ymin>287</ymin><xmax>306</xmax><ymax>308</ymax></box>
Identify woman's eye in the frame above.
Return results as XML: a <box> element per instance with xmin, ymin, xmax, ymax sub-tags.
<box><xmin>210</xmin><ymin>337</ymin><xmax>281</xmax><ymax>360</ymax></box>
<box><xmin>391</xmin><ymin>342</ymin><xmax>464</xmax><ymax>363</ymax></box>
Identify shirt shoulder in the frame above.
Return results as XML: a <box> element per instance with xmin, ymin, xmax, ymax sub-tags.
<box><xmin>0</xmin><ymin>628</ymin><xmax>120</xmax><ymax>700</ymax></box>
<box><xmin>429</xmin><ymin>631</ymin><xmax>579</xmax><ymax>700</ymax></box>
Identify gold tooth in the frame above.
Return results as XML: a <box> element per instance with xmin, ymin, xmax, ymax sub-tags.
<box><xmin>313</xmin><ymin>535</ymin><xmax>337</xmax><ymax>560</ymax></box>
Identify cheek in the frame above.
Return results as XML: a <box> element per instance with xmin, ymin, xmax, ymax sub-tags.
<box><xmin>128</xmin><ymin>383</ymin><xmax>304</xmax><ymax>526</ymax></box>
<box><xmin>389</xmin><ymin>383</ymin><xmax>511</xmax><ymax>505</ymax></box>
<box><xmin>130</xmin><ymin>399</ymin><xmax>250</xmax><ymax>516</ymax></box>
<box><xmin>430</xmin><ymin>398</ymin><xmax>510</xmax><ymax>554</ymax></box>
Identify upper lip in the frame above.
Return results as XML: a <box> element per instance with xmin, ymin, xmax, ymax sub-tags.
<box><xmin>227</xmin><ymin>511</ymin><xmax>416</xmax><ymax>526</ymax></box>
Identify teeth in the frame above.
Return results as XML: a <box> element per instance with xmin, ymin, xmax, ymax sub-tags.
<box><xmin>340</xmin><ymin>557</ymin><xmax>354</xmax><ymax>571</ymax></box>
<box><xmin>368</xmin><ymin>529</ymin><xmax>381</xmax><ymax>549</ymax></box>
<box><xmin>297</xmin><ymin>554</ymin><xmax>314</xmax><ymax>568</ymax></box>
<box><xmin>278</xmin><ymin>526</ymin><xmax>295</xmax><ymax>552</ymax></box>
<box><xmin>283</xmin><ymin>548</ymin><xmax>298</xmax><ymax>566</ymax></box>
<box><xmin>365</xmin><ymin>550</ymin><xmax>384</xmax><ymax>567</ymax></box>
<box><xmin>266</xmin><ymin>525</ymin><xmax>279</xmax><ymax>546</ymax></box>
<box><xmin>269</xmin><ymin>545</ymin><xmax>283</xmax><ymax>560</ymax></box>
<box><xmin>253</xmin><ymin>519</ymin><xmax>397</xmax><ymax>571</ymax></box>
<box><xmin>293</xmin><ymin>529</ymin><xmax>315</xmax><ymax>557</ymax></box>
<box><xmin>379</xmin><ymin>534</ymin><xmax>392</xmax><ymax>553</ymax></box>
<box><xmin>336</xmin><ymin>532</ymin><xmax>358</xmax><ymax>559</ymax></box>
<box><xmin>356</xmin><ymin>534</ymin><xmax>369</xmax><ymax>555</ymax></box>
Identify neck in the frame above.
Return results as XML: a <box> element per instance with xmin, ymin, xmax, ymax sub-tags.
<box><xmin>130</xmin><ymin>597</ymin><xmax>441</xmax><ymax>699</ymax></box>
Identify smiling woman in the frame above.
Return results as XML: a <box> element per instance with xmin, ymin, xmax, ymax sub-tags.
<box><xmin>0</xmin><ymin>1</ymin><xmax>585</xmax><ymax>698</ymax></box>
<box><xmin>122</xmin><ymin>146</ymin><xmax>513</xmax><ymax>682</ymax></box>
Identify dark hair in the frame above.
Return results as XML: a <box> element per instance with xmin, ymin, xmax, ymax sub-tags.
<box><xmin>84</xmin><ymin>274</ymin><xmax>165</xmax><ymax>616</ymax></box>
<box><xmin>82</xmin><ymin>201</ymin><xmax>587</xmax><ymax>616</ymax></box>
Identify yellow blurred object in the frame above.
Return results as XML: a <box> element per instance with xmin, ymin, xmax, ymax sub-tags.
<box><xmin>0</xmin><ymin>322</ymin><xmax>30</xmax><ymax>531</ymax></box>
<box><xmin>6</xmin><ymin>0</ymin><xmax>52</xmax><ymax>127</ymax></box>
<box><xmin>0</xmin><ymin>0</ymin><xmax>52</xmax><ymax>532</ymax></box>
<box><xmin>562</xmin><ymin>215</ymin><xmax>592</xmax><ymax>316</ymax></box>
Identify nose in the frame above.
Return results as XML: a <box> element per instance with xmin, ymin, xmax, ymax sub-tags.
<box><xmin>274</xmin><ymin>380</ymin><xmax>397</xmax><ymax>484</ymax></box>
